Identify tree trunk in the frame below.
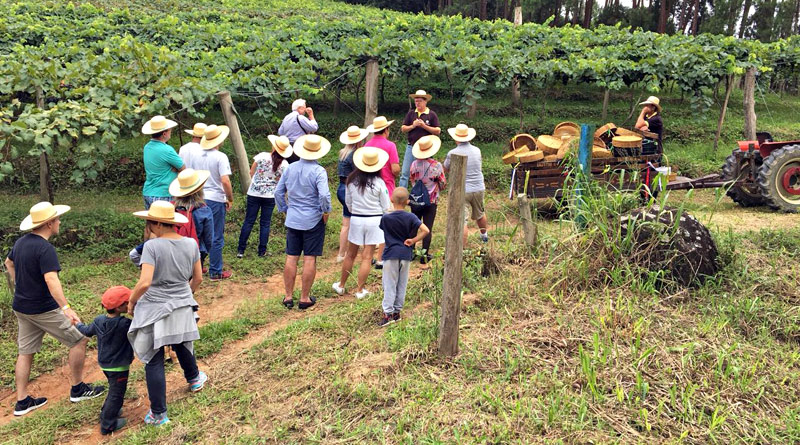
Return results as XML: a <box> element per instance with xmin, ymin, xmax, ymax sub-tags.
<box><xmin>679</xmin><ymin>0</ymin><xmax>692</xmax><ymax>33</ymax></box>
<box><xmin>658</xmin><ymin>0</ymin><xmax>668</xmax><ymax>33</ymax></box>
<box><xmin>364</xmin><ymin>59</ymin><xmax>379</xmax><ymax>128</ymax></box>
<box><xmin>601</xmin><ymin>88</ymin><xmax>610</xmax><ymax>121</ymax></box>
<box><xmin>583</xmin><ymin>0</ymin><xmax>593</xmax><ymax>28</ymax></box>
<box><xmin>739</xmin><ymin>0</ymin><xmax>752</xmax><ymax>38</ymax></box>
<box><xmin>714</xmin><ymin>74</ymin><xmax>734</xmax><ymax>152</ymax></box>
<box><xmin>479</xmin><ymin>0</ymin><xmax>488</xmax><ymax>20</ymax></box>
<box><xmin>743</xmin><ymin>67</ymin><xmax>757</xmax><ymax>140</ymax></box>
<box><xmin>690</xmin><ymin>0</ymin><xmax>700</xmax><ymax>35</ymax></box>
<box><xmin>35</xmin><ymin>86</ymin><xmax>54</xmax><ymax>203</ymax></box>
<box><xmin>511</xmin><ymin>6</ymin><xmax>522</xmax><ymax>107</ymax></box>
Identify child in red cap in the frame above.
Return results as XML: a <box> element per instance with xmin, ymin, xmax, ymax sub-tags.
<box><xmin>76</xmin><ymin>285</ymin><xmax>134</xmax><ymax>435</ymax></box>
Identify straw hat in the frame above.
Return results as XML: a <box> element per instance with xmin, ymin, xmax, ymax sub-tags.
<box><xmin>412</xmin><ymin>135</ymin><xmax>442</xmax><ymax>159</ymax></box>
<box><xmin>20</xmin><ymin>202</ymin><xmax>71</xmax><ymax>231</ymax></box>
<box><xmin>293</xmin><ymin>134</ymin><xmax>331</xmax><ymax>161</ymax></box>
<box><xmin>200</xmin><ymin>125</ymin><xmax>230</xmax><ymax>150</ymax></box>
<box><xmin>339</xmin><ymin>126</ymin><xmax>369</xmax><ymax>145</ymax></box>
<box><xmin>366</xmin><ymin>116</ymin><xmax>394</xmax><ymax>133</ymax></box>
<box><xmin>169</xmin><ymin>168</ymin><xmax>210</xmax><ymax>198</ymax></box>
<box><xmin>639</xmin><ymin>96</ymin><xmax>662</xmax><ymax>113</ymax></box>
<box><xmin>409</xmin><ymin>90</ymin><xmax>432</xmax><ymax>101</ymax></box>
<box><xmin>268</xmin><ymin>134</ymin><xmax>293</xmax><ymax>158</ymax></box>
<box><xmin>132</xmin><ymin>201</ymin><xmax>188</xmax><ymax>225</ymax></box>
<box><xmin>353</xmin><ymin>146</ymin><xmax>389</xmax><ymax>173</ymax></box>
<box><xmin>184</xmin><ymin>123</ymin><xmax>207</xmax><ymax>137</ymax></box>
<box><xmin>142</xmin><ymin>115</ymin><xmax>178</xmax><ymax>135</ymax></box>
<box><xmin>448</xmin><ymin>124</ymin><xmax>476</xmax><ymax>143</ymax></box>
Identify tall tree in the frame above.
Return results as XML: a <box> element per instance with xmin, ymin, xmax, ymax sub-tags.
<box><xmin>479</xmin><ymin>0</ymin><xmax>488</xmax><ymax>20</ymax></box>
<box><xmin>739</xmin><ymin>0</ymin><xmax>753</xmax><ymax>37</ymax></box>
<box><xmin>658</xmin><ymin>0</ymin><xmax>668</xmax><ymax>32</ymax></box>
<box><xmin>584</xmin><ymin>0</ymin><xmax>594</xmax><ymax>27</ymax></box>
<box><xmin>691</xmin><ymin>0</ymin><xmax>701</xmax><ymax>35</ymax></box>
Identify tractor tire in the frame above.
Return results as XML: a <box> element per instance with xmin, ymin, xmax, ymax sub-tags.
<box><xmin>721</xmin><ymin>150</ymin><xmax>766</xmax><ymax>207</ymax></box>
<box><xmin>758</xmin><ymin>144</ymin><xmax>800</xmax><ymax>213</ymax></box>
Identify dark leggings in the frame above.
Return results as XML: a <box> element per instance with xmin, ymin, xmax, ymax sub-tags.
<box><xmin>411</xmin><ymin>203</ymin><xmax>437</xmax><ymax>256</ymax></box>
<box><xmin>145</xmin><ymin>343</ymin><xmax>199</xmax><ymax>415</ymax></box>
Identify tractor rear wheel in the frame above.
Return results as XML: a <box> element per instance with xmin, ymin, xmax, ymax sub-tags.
<box><xmin>758</xmin><ymin>144</ymin><xmax>800</xmax><ymax>213</ymax></box>
<box><xmin>721</xmin><ymin>150</ymin><xmax>765</xmax><ymax>207</ymax></box>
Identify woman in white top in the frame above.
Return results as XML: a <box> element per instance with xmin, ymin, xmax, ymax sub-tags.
<box><xmin>237</xmin><ymin>135</ymin><xmax>291</xmax><ymax>257</ymax></box>
<box><xmin>333</xmin><ymin>146</ymin><xmax>391</xmax><ymax>299</ymax></box>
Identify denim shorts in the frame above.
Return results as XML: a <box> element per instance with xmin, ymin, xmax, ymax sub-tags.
<box><xmin>285</xmin><ymin>218</ymin><xmax>326</xmax><ymax>257</ymax></box>
<box><xmin>143</xmin><ymin>195</ymin><xmax>172</xmax><ymax>210</ymax></box>
<box><xmin>336</xmin><ymin>182</ymin><xmax>352</xmax><ymax>218</ymax></box>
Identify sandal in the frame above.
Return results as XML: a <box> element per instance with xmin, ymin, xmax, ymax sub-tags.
<box><xmin>282</xmin><ymin>297</ymin><xmax>294</xmax><ymax>309</ymax></box>
<box><xmin>298</xmin><ymin>296</ymin><xmax>317</xmax><ymax>310</ymax></box>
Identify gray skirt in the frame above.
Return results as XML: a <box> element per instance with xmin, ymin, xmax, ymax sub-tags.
<box><xmin>128</xmin><ymin>306</ymin><xmax>199</xmax><ymax>364</ymax></box>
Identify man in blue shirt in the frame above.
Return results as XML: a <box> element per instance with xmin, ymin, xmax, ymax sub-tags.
<box><xmin>278</xmin><ymin>99</ymin><xmax>319</xmax><ymax>164</ymax></box>
<box><xmin>275</xmin><ymin>134</ymin><xmax>332</xmax><ymax>310</ymax></box>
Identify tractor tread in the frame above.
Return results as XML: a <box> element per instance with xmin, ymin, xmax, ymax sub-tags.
<box><xmin>758</xmin><ymin>144</ymin><xmax>800</xmax><ymax>213</ymax></box>
<box><xmin>721</xmin><ymin>149</ymin><xmax>765</xmax><ymax>207</ymax></box>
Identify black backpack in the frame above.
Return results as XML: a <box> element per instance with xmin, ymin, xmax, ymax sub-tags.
<box><xmin>409</xmin><ymin>161</ymin><xmax>432</xmax><ymax>208</ymax></box>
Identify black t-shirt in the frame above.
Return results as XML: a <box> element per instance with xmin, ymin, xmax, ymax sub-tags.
<box><xmin>8</xmin><ymin>233</ymin><xmax>61</xmax><ymax>314</ymax></box>
<box><xmin>403</xmin><ymin>108</ymin><xmax>440</xmax><ymax>146</ymax></box>
<box><xmin>379</xmin><ymin>210</ymin><xmax>422</xmax><ymax>261</ymax></box>
<box><xmin>645</xmin><ymin>113</ymin><xmax>663</xmax><ymax>144</ymax></box>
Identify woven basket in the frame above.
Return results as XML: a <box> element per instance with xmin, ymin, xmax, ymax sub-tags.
<box><xmin>536</xmin><ymin>135</ymin><xmax>562</xmax><ymax>155</ymax></box>
<box><xmin>611</xmin><ymin>135</ymin><xmax>643</xmax><ymax>148</ymax></box>
<box><xmin>543</xmin><ymin>154</ymin><xmax>559</xmax><ymax>162</ymax></box>
<box><xmin>556</xmin><ymin>137</ymin><xmax>579</xmax><ymax>159</ymax></box>
<box><xmin>593</xmin><ymin>136</ymin><xmax>607</xmax><ymax>148</ymax></box>
<box><xmin>510</xmin><ymin>133</ymin><xmax>536</xmax><ymax>152</ymax></box>
<box><xmin>614</xmin><ymin>127</ymin><xmax>639</xmax><ymax>137</ymax></box>
<box><xmin>518</xmin><ymin>150</ymin><xmax>544</xmax><ymax>164</ymax></box>
<box><xmin>553</xmin><ymin>121</ymin><xmax>579</xmax><ymax>139</ymax></box>
<box><xmin>594</xmin><ymin>123</ymin><xmax>617</xmax><ymax>139</ymax></box>
<box><xmin>501</xmin><ymin>144</ymin><xmax>531</xmax><ymax>164</ymax></box>
<box><xmin>592</xmin><ymin>147</ymin><xmax>613</xmax><ymax>158</ymax></box>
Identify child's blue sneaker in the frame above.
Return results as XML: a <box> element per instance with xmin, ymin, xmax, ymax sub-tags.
<box><xmin>189</xmin><ymin>371</ymin><xmax>208</xmax><ymax>392</ymax></box>
<box><xmin>144</xmin><ymin>410</ymin><xmax>170</xmax><ymax>426</ymax></box>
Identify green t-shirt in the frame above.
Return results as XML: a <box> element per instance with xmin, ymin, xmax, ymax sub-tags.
<box><xmin>142</xmin><ymin>139</ymin><xmax>184</xmax><ymax>197</ymax></box>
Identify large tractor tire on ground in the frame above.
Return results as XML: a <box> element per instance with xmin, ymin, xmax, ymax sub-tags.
<box><xmin>721</xmin><ymin>150</ymin><xmax>766</xmax><ymax>207</ymax></box>
<box><xmin>619</xmin><ymin>205</ymin><xmax>719</xmax><ymax>288</ymax></box>
<box><xmin>758</xmin><ymin>144</ymin><xmax>800</xmax><ymax>213</ymax></box>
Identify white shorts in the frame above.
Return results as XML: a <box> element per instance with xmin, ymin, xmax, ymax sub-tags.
<box><xmin>348</xmin><ymin>216</ymin><xmax>384</xmax><ymax>246</ymax></box>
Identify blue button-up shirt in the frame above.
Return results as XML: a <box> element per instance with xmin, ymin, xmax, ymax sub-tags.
<box><xmin>278</xmin><ymin>111</ymin><xmax>319</xmax><ymax>144</ymax></box>
<box><xmin>275</xmin><ymin>160</ymin><xmax>332</xmax><ymax>230</ymax></box>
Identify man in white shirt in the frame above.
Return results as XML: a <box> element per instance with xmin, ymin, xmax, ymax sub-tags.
<box><xmin>179</xmin><ymin>123</ymin><xmax>206</xmax><ymax>167</ymax></box>
<box><xmin>278</xmin><ymin>99</ymin><xmax>318</xmax><ymax>163</ymax></box>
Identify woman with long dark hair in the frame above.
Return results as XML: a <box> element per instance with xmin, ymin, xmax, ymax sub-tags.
<box><xmin>335</xmin><ymin>126</ymin><xmax>368</xmax><ymax>262</ymax></box>
<box><xmin>333</xmin><ymin>146</ymin><xmax>391</xmax><ymax>299</ymax></box>
<box><xmin>237</xmin><ymin>135</ymin><xmax>292</xmax><ymax>257</ymax></box>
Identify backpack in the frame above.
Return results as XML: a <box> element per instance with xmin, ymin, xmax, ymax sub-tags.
<box><xmin>409</xmin><ymin>161</ymin><xmax>432</xmax><ymax>208</ymax></box>
<box><xmin>173</xmin><ymin>205</ymin><xmax>199</xmax><ymax>246</ymax></box>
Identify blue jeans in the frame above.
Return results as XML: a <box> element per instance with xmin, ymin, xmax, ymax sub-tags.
<box><xmin>398</xmin><ymin>143</ymin><xmax>414</xmax><ymax>189</ymax></box>
<box><xmin>206</xmin><ymin>199</ymin><xmax>227</xmax><ymax>276</ymax></box>
<box><xmin>192</xmin><ymin>205</ymin><xmax>214</xmax><ymax>257</ymax></box>
<box><xmin>143</xmin><ymin>195</ymin><xmax>171</xmax><ymax>210</ymax></box>
<box><xmin>145</xmin><ymin>343</ymin><xmax>198</xmax><ymax>416</ymax></box>
<box><xmin>237</xmin><ymin>195</ymin><xmax>275</xmax><ymax>255</ymax></box>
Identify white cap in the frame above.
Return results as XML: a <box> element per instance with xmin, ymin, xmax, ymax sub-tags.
<box><xmin>291</xmin><ymin>98</ymin><xmax>306</xmax><ymax>111</ymax></box>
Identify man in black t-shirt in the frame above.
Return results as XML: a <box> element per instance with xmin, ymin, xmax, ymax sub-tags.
<box><xmin>636</xmin><ymin>96</ymin><xmax>663</xmax><ymax>152</ymax></box>
<box><xmin>5</xmin><ymin>202</ymin><xmax>104</xmax><ymax>416</ymax></box>
<box><xmin>399</xmin><ymin>90</ymin><xmax>441</xmax><ymax>188</ymax></box>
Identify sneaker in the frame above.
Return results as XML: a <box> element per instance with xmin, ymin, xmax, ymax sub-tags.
<box><xmin>355</xmin><ymin>288</ymin><xmax>370</xmax><ymax>300</ymax></box>
<box><xmin>378</xmin><ymin>313</ymin><xmax>394</xmax><ymax>327</ymax></box>
<box><xmin>13</xmin><ymin>395</ymin><xmax>47</xmax><ymax>416</ymax></box>
<box><xmin>392</xmin><ymin>312</ymin><xmax>401</xmax><ymax>322</ymax></box>
<box><xmin>258</xmin><ymin>252</ymin><xmax>267</xmax><ymax>257</ymax></box>
<box><xmin>236</xmin><ymin>252</ymin><xmax>244</xmax><ymax>259</ymax></box>
<box><xmin>101</xmin><ymin>417</ymin><xmax>127</xmax><ymax>435</ymax></box>
<box><xmin>70</xmin><ymin>382</ymin><xmax>106</xmax><ymax>402</ymax></box>
<box><xmin>209</xmin><ymin>270</ymin><xmax>233</xmax><ymax>281</ymax></box>
<box><xmin>420</xmin><ymin>254</ymin><xmax>432</xmax><ymax>265</ymax></box>
<box><xmin>332</xmin><ymin>281</ymin><xmax>345</xmax><ymax>296</ymax></box>
<box><xmin>189</xmin><ymin>371</ymin><xmax>208</xmax><ymax>392</ymax></box>
<box><xmin>480</xmin><ymin>232</ymin><xmax>489</xmax><ymax>243</ymax></box>
<box><xmin>374</xmin><ymin>261</ymin><xmax>384</xmax><ymax>270</ymax></box>
<box><xmin>144</xmin><ymin>410</ymin><xmax>170</xmax><ymax>426</ymax></box>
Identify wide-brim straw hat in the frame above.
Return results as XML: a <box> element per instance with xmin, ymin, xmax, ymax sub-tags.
<box><xmin>132</xmin><ymin>201</ymin><xmax>189</xmax><ymax>225</ymax></box>
<box><xmin>448</xmin><ymin>123</ymin><xmax>476</xmax><ymax>143</ymax></box>
<box><xmin>185</xmin><ymin>123</ymin><xmax>207</xmax><ymax>137</ymax></box>
<box><xmin>293</xmin><ymin>134</ymin><xmax>331</xmax><ymax>161</ymax></box>
<box><xmin>200</xmin><ymin>124</ymin><xmax>230</xmax><ymax>150</ymax></box>
<box><xmin>353</xmin><ymin>146</ymin><xmax>389</xmax><ymax>173</ymax></box>
<box><xmin>20</xmin><ymin>202</ymin><xmax>71</xmax><ymax>231</ymax></box>
<box><xmin>639</xmin><ymin>96</ymin><xmax>662</xmax><ymax>113</ymax></box>
<box><xmin>142</xmin><ymin>115</ymin><xmax>178</xmax><ymax>135</ymax></box>
<box><xmin>366</xmin><ymin>116</ymin><xmax>395</xmax><ymax>133</ymax></box>
<box><xmin>268</xmin><ymin>134</ymin><xmax>293</xmax><ymax>158</ymax></box>
<box><xmin>409</xmin><ymin>89</ymin><xmax>432</xmax><ymax>101</ymax></box>
<box><xmin>339</xmin><ymin>126</ymin><xmax>369</xmax><ymax>145</ymax></box>
<box><xmin>169</xmin><ymin>168</ymin><xmax>210</xmax><ymax>198</ymax></box>
<box><xmin>412</xmin><ymin>135</ymin><xmax>442</xmax><ymax>159</ymax></box>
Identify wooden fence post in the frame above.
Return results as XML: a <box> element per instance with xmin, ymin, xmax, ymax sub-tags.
<box><xmin>364</xmin><ymin>59</ymin><xmax>379</xmax><ymax>127</ymax></box>
<box><xmin>35</xmin><ymin>86</ymin><xmax>54</xmax><ymax>203</ymax></box>
<box><xmin>517</xmin><ymin>195</ymin><xmax>537</xmax><ymax>247</ymax></box>
<box><xmin>217</xmin><ymin>91</ymin><xmax>251</xmax><ymax>194</ymax></box>
<box><xmin>714</xmin><ymin>73</ymin><xmax>734</xmax><ymax>151</ymax></box>
<box><xmin>743</xmin><ymin>67</ymin><xmax>757</xmax><ymax>140</ymax></box>
<box><xmin>510</xmin><ymin>6</ymin><xmax>522</xmax><ymax>107</ymax></box>
<box><xmin>438</xmin><ymin>153</ymin><xmax>467</xmax><ymax>357</ymax></box>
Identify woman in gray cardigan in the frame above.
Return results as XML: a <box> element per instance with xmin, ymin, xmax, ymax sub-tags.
<box><xmin>128</xmin><ymin>201</ymin><xmax>207</xmax><ymax>427</ymax></box>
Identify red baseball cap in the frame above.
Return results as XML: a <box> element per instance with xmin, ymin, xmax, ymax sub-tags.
<box><xmin>101</xmin><ymin>286</ymin><xmax>131</xmax><ymax>310</ymax></box>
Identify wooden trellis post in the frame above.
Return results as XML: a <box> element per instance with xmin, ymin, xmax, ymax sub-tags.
<box><xmin>217</xmin><ymin>91</ymin><xmax>252</xmax><ymax>194</ymax></box>
<box><xmin>364</xmin><ymin>59</ymin><xmax>379</xmax><ymax>127</ymax></box>
<box><xmin>743</xmin><ymin>67</ymin><xmax>757</xmax><ymax>140</ymax></box>
<box><xmin>438</xmin><ymin>154</ymin><xmax>467</xmax><ymax>357</ymax></box>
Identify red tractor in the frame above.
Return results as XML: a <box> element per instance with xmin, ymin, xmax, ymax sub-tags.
<box><xmin>721</xmin><ymin>132</ymin><xmax>800</xmax><ymax>212</ymax></box>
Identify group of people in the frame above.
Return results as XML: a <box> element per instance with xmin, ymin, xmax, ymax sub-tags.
<box><xmin>3</xmin><ymin>89</ymin><xmax>490</xmax><ymax>433</ymax></box>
